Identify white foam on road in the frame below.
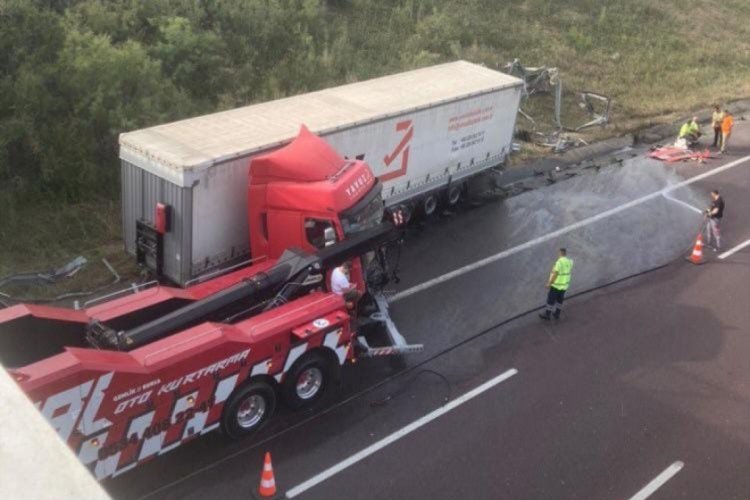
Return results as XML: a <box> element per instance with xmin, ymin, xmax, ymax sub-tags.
<box><xmin>628</xmin><ymin>461</ymin><xmax>684</xmax><ymax>500</ymax></box>
<box><xmin>285</xmin><ymin>368</ymin><xmax>518</xmax><ymax>498</ymax></box>
<box><xmin>390</xmin><ymin>155</ymin><xmax>750</xmax><ymax>303</ymax></box>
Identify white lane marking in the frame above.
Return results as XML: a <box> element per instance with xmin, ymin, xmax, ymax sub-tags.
<box><xmin>285</xmin><ymin>368</ymin><xmax>519</xmax><ymax>498</ymax></box>
<box><xmin>390</xmin><ymin>155</ymin><xmax>750</xmax><ymax>303</ymax></box>
<box><xmin>661</xmin><ymin>190</ymin><xmax>703</xmax><ymax>214</ymax></box>
<box><xmin>718</xmin><ymin>238</ymin><xmax>750</xmax><ymax>260</ymax></box>
<box><xmin>628</xmin><ymin>461</ymin><xmax>684</xmax><ymax>500</ymax></box>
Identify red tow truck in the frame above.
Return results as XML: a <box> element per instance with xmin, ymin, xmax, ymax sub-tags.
<box><xmin>0</xmin><ymin>128</ymin><xmax>422</xmax><ymax>480</ymax></box>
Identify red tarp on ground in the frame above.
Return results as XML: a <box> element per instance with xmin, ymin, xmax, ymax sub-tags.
<box><xmin>250</xmin><ymin>125</ymin><xmax>346</xmax><ymax>183</ymax></box>
<box><xmin>647</xmin><ymin>146</ymin><xmax>711</xmax><ymax>163</ymax></box>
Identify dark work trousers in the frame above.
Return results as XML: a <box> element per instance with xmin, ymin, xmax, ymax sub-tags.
<box><xmin>713</xmin><ymin>126</ymin><xmax>722</xmax><ymax>147</ymax></box>
<box><xmin>546</xmin><ymin>287</ymin><xmax>566</xmax><ymax>317</ymax></box>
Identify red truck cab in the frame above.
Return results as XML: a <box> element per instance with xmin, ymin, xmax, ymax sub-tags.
<box><xmin>249</xmin><ymin>125</ymin><xmax>383</xmax><ymax>257</ymax></box>
<box><xmin>248</xmin><ymin>125</ymin><xmax>385</xmax><ymax>293</ymax></box>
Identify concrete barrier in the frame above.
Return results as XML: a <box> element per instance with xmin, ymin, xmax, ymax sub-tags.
<box><xmin>0</xmin><ymin>367</ymin><xmax>110</xmax><ymax>499</ymax></box>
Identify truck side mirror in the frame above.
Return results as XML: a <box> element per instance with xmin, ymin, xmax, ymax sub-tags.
<box><xmin>324</xmin><ymin>227</ymin><xmax>337</xmax><ymax>247</ymax></box>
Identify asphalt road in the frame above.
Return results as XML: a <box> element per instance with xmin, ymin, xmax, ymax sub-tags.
<box><xmin>107</xmin><ymin>121</ymin><xmax>750</xmax><ymax>500</ymax></box>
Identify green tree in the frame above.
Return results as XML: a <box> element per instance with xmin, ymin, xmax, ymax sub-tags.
<box><xmin>0</xmin><ymin>0</ymin><xmax>191</xmax><ymax>204</ymax></box>
<box><xmin>0</xmin><ymin>0</ymin><xmax>65</xmax><ymax>195</ymax></box>
<box><xmin>50</xmin><ymin>29</ymin><xmax>190</xmax><ymax>198</ymax></box>
<box><xmin>150</xmin><ymin>15</ymin><xmax>229</xmax><ymax>109</ymax></box>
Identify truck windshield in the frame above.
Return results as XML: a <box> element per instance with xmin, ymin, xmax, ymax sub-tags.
<box><xmin>340</xmin><ymin>181</ymin><xmax>385</xmax><ymax>236</ymax></box>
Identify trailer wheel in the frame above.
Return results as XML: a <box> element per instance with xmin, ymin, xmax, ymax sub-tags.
<box><xmin>221</xmin><ymin>381</ymin><xmax>276</xmax><ymax>439</ymax></box>
<box><xmin>422</xmin><ymin>194</ymin><xmax>438</xmax><ymax>217</ymax></box>
<box><xmin>283</xmin><ymin>352</ymin><xmax>334</xmax><ymax>410</ymax></box>
<box><xmin>444</xmin><ymin>184</ymin><xmax>462</xmax><ymax>206</ymax></box>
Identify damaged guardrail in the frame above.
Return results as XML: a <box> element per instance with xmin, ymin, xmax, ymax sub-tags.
<box><xmin>0</xmin><ymin>256</ymin><xmax>122</xmax><ymax>306</ymax></box>
<box><xmin>502</xmin><ymin>58</ymin><xmax>613</xmax><ymax>152</ymax></box>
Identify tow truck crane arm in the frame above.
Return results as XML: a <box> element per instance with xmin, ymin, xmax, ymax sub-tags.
<box><xmin>87</xmin><ymin>222</ymin><xmax>403</xmax><ymax>352</ymax></box>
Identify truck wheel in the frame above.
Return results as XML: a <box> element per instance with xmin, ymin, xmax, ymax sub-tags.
<box><xmin>422</xmin><ymin>194</ymin><xmax>438</xmax><ymax>216</ymax></box>
<box><xmin>221</xmin><ymin>381</ymin><xmax>276</xmax><ymax>439</ymax></box>
<box><xmin>444</xmin><ymin>184</ymin><xmax>462</xmax><ymax>206</ymax></box>
<box><xmin>283</xmin><ymin>352</ymin><xmax>334</xmax><ymax>410</ymax></box>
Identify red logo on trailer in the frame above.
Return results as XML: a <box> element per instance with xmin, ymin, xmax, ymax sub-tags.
<box><xmin>381</xmin><ymin>120</ymin><xmax>413</xmax><ymax>181</ymax></box>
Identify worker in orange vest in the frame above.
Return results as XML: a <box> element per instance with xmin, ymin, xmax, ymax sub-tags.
<box><xmin>720</xmin><ymin>110</ymin><xmax>734</xmax><ymax>154</ymax></box>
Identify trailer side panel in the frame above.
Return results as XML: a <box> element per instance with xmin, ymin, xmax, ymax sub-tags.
<box><xmin>191</xmin><ymin>156</ymin><xmax>252</xmax><ymax>277</ymax></box>
<box><xmin>121</xmin><ymin>160</ymin><xmax>193</xmax><ymax>284</ymax></box>
<box><xmin>325</xmin><ymin>87</ymin><xmax>521</xmax><ymax>204</ymax></box>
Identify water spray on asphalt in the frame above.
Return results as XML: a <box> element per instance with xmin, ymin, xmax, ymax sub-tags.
<box><xmin>503</xmin><ymin>157</ymin><xmax>707</xmax><ymax>300</ymax></box>
<box><xmin>389</xmin><ymin>157</ymin><xmax>711</xmax><ymax>359</ymax></box>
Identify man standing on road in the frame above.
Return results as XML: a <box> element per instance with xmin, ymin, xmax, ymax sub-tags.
<box><xmin>539</xmin><ymin>248</ymin><xmax>573</xmax><ymax>321</ymax></box>
<box><xmin>705</xmin><ymin>190</ymin><xmax>724</xmax><ymax>251</ymax></box>
<box><xmin>711</xmin><ymin>105</ymin><xmax>725</xmax><ymax>148</ymax></box>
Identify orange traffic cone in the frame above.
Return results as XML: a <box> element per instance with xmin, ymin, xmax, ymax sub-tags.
<box><xmin>258</xmin><ymin>452</ymin><xmax>277</xmax><ymax>497</ymax></box>
<box><xmin>687</xmin><ymin>233</ymin><xmax>706</xmax><ymax>265</ymax></box>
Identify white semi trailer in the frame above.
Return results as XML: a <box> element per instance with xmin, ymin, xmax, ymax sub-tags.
<box><xmin>119</xmin><ymin>60</ymin><xmax>523</xmax><ymax>285</ymax></box>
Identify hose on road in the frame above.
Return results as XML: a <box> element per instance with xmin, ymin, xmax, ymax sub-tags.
<box><xmin>368</xmin><ymin>368</ymin><xmax>452</xmax><ymax>407</ymax></box>
<box><xmin>230</xmin><ymin>250</ymin><xmax>695</xmax><ymax>459</ymax></box>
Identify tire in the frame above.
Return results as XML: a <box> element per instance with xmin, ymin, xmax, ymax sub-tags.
<box><xmin>444</xmin><ymin>184</ymin><xmax>462</xmax><ymax>206</ymax></box>
<box><xmin>282</xmin><ymin>352</ymin><xmax>335</xmax><ymax>411</ymax></box>
<box><xmin>220</xmin><ymin>381</ymin><xmax>276</xmax><ymax>439</ymax></box>
<box><xmin>422</xmin><ymin>194</ymin><xmax>438</xmax><ymax>216</ymax></box>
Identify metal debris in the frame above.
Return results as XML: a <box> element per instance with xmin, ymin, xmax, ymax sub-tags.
<box><xmin>502</xmin><ymin>59</ymin><xmax>613</xmax><ymax>152</ymax></box>
<box><xmin>534</xmin><ymin>129</ymin><xmax>589</xmax><ymax>153</ymax></box>
<box><xmin>504</xmin><ymin>58</ymin><xmax>563</xmax><ymax>129</ymax></box>
<box><xmin>575</xmin><ymin>91</ymin><xmax>612</xmax><ymax>131</ymax></box>
<box><xmin>0</xmin><ymin>256</ymin><xmax>88</xmax><ymax>289</ymax></box>
<box><xmin>0</xmin><ymin>257</ymin><xmax>122</xmax><ymax>305</ymax></box>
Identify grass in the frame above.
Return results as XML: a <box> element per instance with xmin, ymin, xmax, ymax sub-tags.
<box><xmin>0</xmin><ymin>197</ymin><xmax>140</xmax><ymax>302</ymax></box>
<box><xmin>393</xmin><ymin>0</ymin><xmax>750</xmax><ymax>160</ymax></box>
<box><xmin>4</xmin><ymin>0</ymin><xmax>750</xmax><ymax>300</ymax></box>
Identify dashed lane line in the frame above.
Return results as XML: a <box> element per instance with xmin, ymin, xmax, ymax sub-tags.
<box><xmin>628</xmin><ymin>461</ymin><xmax>684</xmax><ymax>500</ymax></box>
<box><xmin>285</xmin><ymin>368</ymin><xmax>518</xmax><ymax>498</ymax></box>
<box><xmin>718</xmin><ymin>238</ymin><xmax>750</xmax><ymax>260</ymax></box>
